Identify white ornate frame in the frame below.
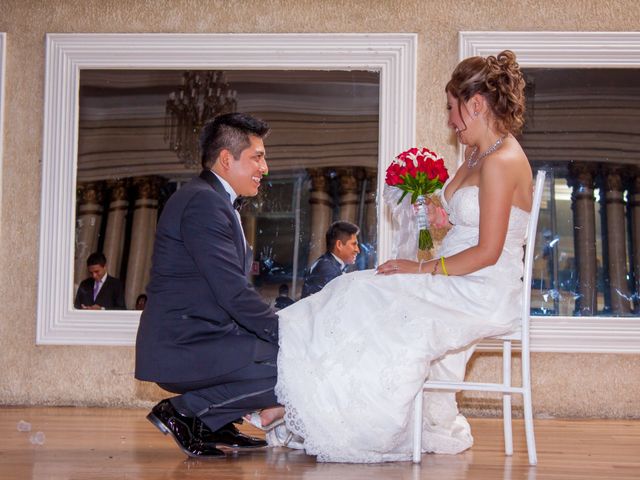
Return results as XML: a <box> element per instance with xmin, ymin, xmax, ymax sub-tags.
<box><xmin>37</xmin><ymin>33</ymin><xmax>417</xmax><ymax>345</ymax></box>
<box><xmin>462</xmin><ymin>31</ymin><xmax>640</xmax><ymax>353</ymax></box>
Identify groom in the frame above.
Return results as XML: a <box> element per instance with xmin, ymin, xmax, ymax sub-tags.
<box><xmin>135</xmin><ymin>113</ymin><xmax>280</xmax><ymax>458</ymax></box>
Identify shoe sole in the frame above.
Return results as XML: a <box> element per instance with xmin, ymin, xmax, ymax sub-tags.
<box><xmin>146</xmin><ymin>412</ymin><xmax>225</xmax><ymax>459</ymax></box>
<box><xmin>217</xmin><ymin>441</ymin><xmax>268</xmax><ymax>450</ymax></box>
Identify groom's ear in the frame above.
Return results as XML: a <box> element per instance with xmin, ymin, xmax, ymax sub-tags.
<box><xmin>217</xmin><ymin>149</ymin><xmax>234</xmax><ymax>171</ymax></box>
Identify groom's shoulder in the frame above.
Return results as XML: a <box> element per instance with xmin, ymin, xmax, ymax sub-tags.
<box><xmin>312</xmin><ymin>253</ymin><xmax>340</xmax><ymax>272</ymax></box>
<box><xmin>159</xmin><ymin>177</ymin><xmax>223</xmax><ymax>222</ymax></box>
<box><xmin>172</xmin><ymin>176</ymin><xmax>222</xmax><ymax>203</ymax></box>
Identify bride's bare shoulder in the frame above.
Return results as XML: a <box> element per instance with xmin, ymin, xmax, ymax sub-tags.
<box><xmin>485</xmin><ymin>139</ymin><xmax>529</xmax><ymax>177</ymax></box>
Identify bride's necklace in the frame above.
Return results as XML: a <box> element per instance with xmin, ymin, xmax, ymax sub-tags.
<box><xmin>467</xmin><ymin>135</ymin><xmax>506</xmax><ymax>169</ymax></box>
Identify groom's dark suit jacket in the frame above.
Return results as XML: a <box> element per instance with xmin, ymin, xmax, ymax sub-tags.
<box><xmin>135</xmin><ymin>170</ymin><xmax>279</xmax><ymax>384</ymax></box>
<box><xmin>300</xmin><ymin>252</ymin><xmax>344</xmax><ymax>298</ymax></box>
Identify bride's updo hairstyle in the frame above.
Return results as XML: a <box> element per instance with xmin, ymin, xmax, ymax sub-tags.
<box><xmin>446</xmin><ymin>50</ymin><xmax>526</xmax><ymax>135</ymax></box>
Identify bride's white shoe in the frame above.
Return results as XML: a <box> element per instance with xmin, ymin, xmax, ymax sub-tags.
<box><xmin>244</xmin><ymin>411</ymin><xmax>304</xmax><ymax>448</ymax></box>
<box><xmin>244</xmin><ymin>411</ymin><xmax>285</xmax><ymax>431</ymax></box>
<box><xmin>266</xmin><ymin>423</ymin><xmax>305</xmax><ymax>449</ymax></box>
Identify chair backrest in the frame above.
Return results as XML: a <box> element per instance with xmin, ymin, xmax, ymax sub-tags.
<box><xmin>520</xmin><ymin>170</ymin><xmax>546</xmax><ymax>348</ymax></box>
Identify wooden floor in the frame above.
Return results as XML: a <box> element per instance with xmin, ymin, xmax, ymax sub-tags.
<box><xmin>1</xmin><ymin>407</ymin><xmax>639</xmax><ymax>479</ymax></box>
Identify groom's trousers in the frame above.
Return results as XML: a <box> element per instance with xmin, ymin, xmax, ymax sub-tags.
<box><xmin>158</xmin><ymin>339</ymin><xmax>279</xmax><ymax>432</ymax></box>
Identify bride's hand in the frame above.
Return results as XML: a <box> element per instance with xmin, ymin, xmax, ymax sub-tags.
<box><xmin>376</xmin><ymin>259</ymin><xmax>421</xmax><ymax>275</ymax></box>
<box><xmin>413</xmin><ymin>198</ymin><xmax>449</xmax><ymax>228</ymax></box>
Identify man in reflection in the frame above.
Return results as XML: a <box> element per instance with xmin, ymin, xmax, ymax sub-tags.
<box><xmin>74</xmin><ymin>252</ymin><xmax>126</xmax><ymax>310</ymax></box>
<box><xmin>135</xmin><ymin>294</ymin><xmax>147</xmax><ymax>311</ymax></box>
<box><xmin>135</xmin><ymin>113</ymin><xmax>280</xmax><ymax>458</ymax></box>
<box><xmin>274</xmin><ymin>283</ymin><xmax>295</xmax><ymax>310</ymax></box>
<box><xmin>301</xmin><ymin>221</ymin><xmax>360</xmax><ymax>298</ymax></box>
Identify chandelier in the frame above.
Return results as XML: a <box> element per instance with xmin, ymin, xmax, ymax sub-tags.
<box><xmin>164</xmin><ymin>71</ymin><xmax>237</xmax><ymax>168</ymax></box>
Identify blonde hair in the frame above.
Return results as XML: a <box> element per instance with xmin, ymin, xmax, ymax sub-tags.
<box><xmin>446</xmin><ymin>50</ymin><xmax>526</xmax><ymax>135</ymax></box>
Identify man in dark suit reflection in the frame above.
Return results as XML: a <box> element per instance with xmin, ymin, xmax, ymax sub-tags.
<box><xmin>135</xmin><ymin>113</ymin><xmax>280</xmax><ymax>458</ymax></box>
<box><xmin>301</xmin><ymin>221</ymin><xmax>360</xmax><ymax>298</ymax></box>
<box><xmin>74</xmin><ymin>252</ymin><xmax>126</xmax><ymax>310</ymax></box>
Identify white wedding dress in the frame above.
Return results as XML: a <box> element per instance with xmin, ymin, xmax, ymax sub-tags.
<box><xmin>275</xmin><ymin>183</ymin><xmax>530</xmax><ymax>463</ymax></box>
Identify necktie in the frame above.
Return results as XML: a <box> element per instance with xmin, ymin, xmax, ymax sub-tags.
<box><xmin>93</xmin><ymin>280</ymin><xmax>101</xmax><ymax>301</ymax></box>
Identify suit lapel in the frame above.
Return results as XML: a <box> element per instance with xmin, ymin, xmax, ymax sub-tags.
<box><xmin>199</xmin><ymin>169</ymin><xmax>224</xmax><ymax>194</ymax></box>
<box><xmin>198</xmin><ymin>170</ymin><xmax>248</xmax><ymax>272</ymax></box>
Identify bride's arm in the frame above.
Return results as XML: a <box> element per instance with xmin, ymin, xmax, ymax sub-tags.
<box><xmin>378</xmin><ymin>152</ymin><xmax>519</xmax><ymax>276</ymax></box>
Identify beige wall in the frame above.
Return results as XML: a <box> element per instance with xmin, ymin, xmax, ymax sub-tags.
<box><xmin>0</xmin><ymin>0</ymin><xmax>639</xmax><ymax>417</ymax></box>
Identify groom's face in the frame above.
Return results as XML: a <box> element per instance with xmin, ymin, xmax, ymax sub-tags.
<box><xmin>334</xmin><ymin>234</ymin><xmax>360</xmax><ymax>265</ymax></box>
<box><xmin>222</xmin><ymin>135</ymin><xmax>268</xmax><ymax>197</ymax></box>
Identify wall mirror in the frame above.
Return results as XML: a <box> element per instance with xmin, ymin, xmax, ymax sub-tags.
<box><xmin>462</xmin><ymin>31</ymin><xmax>640</xmax><ymax>352</ymax></box>
<box><xmin>520</xmin><ymin>68</ymin><xmax>640</xmax><ymax>318</ymax></box>
<box><xmin>75</xmin><ymin>69</ymin><xmax>380</xmax><ymax>310</ymax></box>
<box><xmin>37</xmin><ymin>33</ymin><xmax>416</xmax><ymax>345</ymax></box>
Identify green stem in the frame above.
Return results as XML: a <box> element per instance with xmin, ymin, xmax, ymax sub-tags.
<box><xmin>418</xmin><ymin>229</ymin><xmax>433</xmax><ymax>250</ymax></box>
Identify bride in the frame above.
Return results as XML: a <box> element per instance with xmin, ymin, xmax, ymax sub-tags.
<box><xmin>255</xmin><ymin>50</ymin><xmax>533</xmax><ymax>463</ymax></box>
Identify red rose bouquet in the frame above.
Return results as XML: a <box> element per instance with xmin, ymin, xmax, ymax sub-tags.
<box><xmin>385</xmin><ymin>147</ymin><xmax>449</xmax><ymax>250</ymax></box>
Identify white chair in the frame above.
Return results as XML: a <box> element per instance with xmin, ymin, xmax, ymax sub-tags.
<box><xmin>412</xmin><ymin>170</ymin><xmax>546</xmax><ymax>465</ymax></box>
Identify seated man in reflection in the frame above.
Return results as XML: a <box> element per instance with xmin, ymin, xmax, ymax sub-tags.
<box><xmin>274</xmin><ymin>283</ymin><xmax>295</xmax><ymax>310</ymax></box>
<box><xmin>135</xmin><ymin>293</ymin><xmax>147</xmax><ymax>311</ymax></box>
<box><xmin>301</xmin><ymin>221</ymin><xmax>360</xmax><ymax>298</ymax></box>
<box><xmin>74</xmin><ymin>252</ymin><xmax>126</xmax><ymax>310</ymax></box>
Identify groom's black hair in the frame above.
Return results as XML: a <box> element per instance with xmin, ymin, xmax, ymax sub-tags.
<box><xmin>326</xmin><ymin>221</ymin><xmax>360</xmax><ymax>253</ymax></box>
<box><xmin>200</xmin><ymin>112</ymin><xmax>270</xmax><ymax>169</ymax></box>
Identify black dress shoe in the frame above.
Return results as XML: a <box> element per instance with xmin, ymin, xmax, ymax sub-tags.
<box><xmin>147</xmin><ymin>399</ymin><xmax>225</xmax><ymax>458</ymax></box>
<box><xmin>201</xmin><ymin>421</ymin><xmax>267</xmax><ymax>449</ymax></box>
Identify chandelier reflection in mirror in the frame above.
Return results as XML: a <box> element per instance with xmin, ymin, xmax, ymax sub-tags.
<box><xmin>164</xmin><ymin>71</ymin><xmax>237</xmax><ymax>168</ymax></box>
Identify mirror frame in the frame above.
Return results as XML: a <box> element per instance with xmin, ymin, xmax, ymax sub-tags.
<box><xmin>37</xmin><ymin>33</ymin><xmax>417</xmax><ymax>345</ymax></box>
<box><xmin>461</xmin><ymin>31</ymin><xmax>640</xmax><ymax>353</ymax></box>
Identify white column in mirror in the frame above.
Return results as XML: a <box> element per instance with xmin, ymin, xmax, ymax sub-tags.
<box><xmin>601</xmin><ymin>167</ymin><xmax>632</xmax><ymax>314</ymax></box>
<box><xmin>102</xmin><ymin>179</ymin><xmax>129</xmax><ymax>279</ymax></box>
<box><xmin>338</xmin><ymin>168</ymin><xmax>359</xmax><ymax>224</ymax></box>
<box><xmin>307</xmin><ymin>168</ymin><xmax>333</xmax><ymax>267</ymax></box>
<box><xmin>74</xmin><ymin>182</ymin><xmax>104</xmax><ymax>287</ymax></box>
<box><xmin>364</xmin><ymin>168</ymin><xmax>378</xmax><ymax>269</ymax></box>
<box><xmin>125</xmin><ymin>176</ymin><xmax>160</xmax><ymax>309</ymax></box>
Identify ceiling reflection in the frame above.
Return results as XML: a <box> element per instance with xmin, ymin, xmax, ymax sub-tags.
<box><xmin>78</xmin><ymin>70</ymin><xmax>380</xmax><ymax>182</ymax></box>
<box><xmin>522</xmin><ymin>68</ymin><xmax>640</xmax><ymax>167</ymax></box>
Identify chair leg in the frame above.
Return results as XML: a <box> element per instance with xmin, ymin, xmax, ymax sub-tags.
<box><xmin>503</xmin><ymin>394</ymin><xmax>513</xmax><ymax>456</ymax></box>
<box><xmin>502</xmin><ymin>340</ymin><xmax>513</xmax><ymax>455</ymax></box>
<box><xmin>523</xmin><ymin>387</ymin><xmax>537</xmax><ymax>465</ymax></box>
<box><xmin>412</xmin><ymin>389</ymin><xmax>424</xmax><ymax>463</ymax></box>
<box><xmin>521</xmin><ymin>338</ymin><xmax>538</xmax><ymax>466</ymax></box>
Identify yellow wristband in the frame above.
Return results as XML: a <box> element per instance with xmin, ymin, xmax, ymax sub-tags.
<box><xmin>440</xmin><ymin>256</ymin><xmax>448</xmax><ymax>276</ymax></box>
